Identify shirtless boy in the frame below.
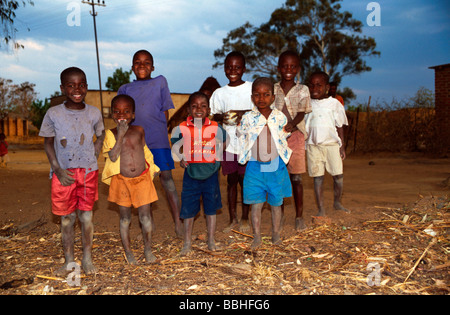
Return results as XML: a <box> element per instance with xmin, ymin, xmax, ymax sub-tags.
<box><xmin>102</xmin><ymin>95</ymin><xmax>160</xmax><ymax>264</ymax></box>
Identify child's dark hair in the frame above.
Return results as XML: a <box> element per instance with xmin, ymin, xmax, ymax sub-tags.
<box><xmin>188</xmin><ymin>91</ymin><xmax>209</xmax><ymax>106</ymax></box>
<box><xmin>133</xmin><ymin>49</ymin><xmax>154</xmax><ymax>64</ymax></box>
<box><xmin>60</xmin><ymin>67</ymin><xmax>86</xmax><ymax>85</ymax></box>
<box><xmin>310</xmin><ymin>71</ymin><xmax>330</xmax><ymax>84</ymax></box>
<box><xmin>252</xmin><ymin>77</ymin><xmax>274</xmax><ymax>94</ymax></box>
<box><xmin>0</xmin><ymin>133</ymin><xmax>5</xmax><ymax>141</ymax></box>
<box><xmin>225</xmin><ymin>51</ymin><xmax>246</xmax><ymax>67</ymax></box>
<box><xmin>278</xmin><ymin>50</ymin><xmax>300</xmax><ymax>66</ymax></box>
<box><xmin>111</xmin><ymin>94</ymin><xmax>136</xmax><ymax>112</ymax></box>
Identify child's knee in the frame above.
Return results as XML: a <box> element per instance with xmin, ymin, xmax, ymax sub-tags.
<box><xmin>160</xmin><ymin>170</ymin><xmax>176</xmax><ymax>192</ymax></box>
<box><xmin>290</xmin><ymin>174</ymin><xmax>302</xmax><ymax>184</ymax></box>
<box><xmin>227</xmin><ymin>172</ymin><xmax>239</xmax><ymax>187</ymax></box>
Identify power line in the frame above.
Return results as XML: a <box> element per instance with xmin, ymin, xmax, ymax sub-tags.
<box><xmin>82</xmin><ymin>0</ymin><xmax>106</xmax><ymax>119</ymax></box>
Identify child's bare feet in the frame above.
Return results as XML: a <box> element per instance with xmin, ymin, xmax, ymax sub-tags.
<box><xmin>334</xmin><ymin>202</ymin><xmax>350</xmax><ymax>213</ymax></box>
<box><xmin>82</xmin><ymin>257</ymin><xmax>97</xmax><ymax>274</ymax></box>
<box><xmin>295</xmin><ymin>217</ymin><xmax>307</xmax><ymax>231</ymax></box>
<box><xmin>251</xmin><ymin>235</ymin><xmax>262</xmax><ymax>250</ymax></box>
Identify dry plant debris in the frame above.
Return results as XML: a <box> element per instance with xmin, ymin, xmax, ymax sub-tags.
<box><xmin>0</xmin><ymin>195</ymin><xmax>448</xmax><ymax>295</ymax></box>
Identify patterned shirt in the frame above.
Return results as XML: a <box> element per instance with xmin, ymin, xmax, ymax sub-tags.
<box><xmin>274</xmin><ymin>82</ymin><xmax>312</xmax><ymax>138</ymax></box>
<box><xmin>237</xmin><ymin>106</ymin><xmax>292</xmax><ymax>165</ymax></box>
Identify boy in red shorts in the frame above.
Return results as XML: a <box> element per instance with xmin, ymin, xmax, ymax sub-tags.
<box><xmin>102</xmin><ymin>95</ymin><xmax>160</xmax><ymax>264</ymax></box>
<box><xmin>39</xmin><ymin>67</ymin><xmax>105</xmax><ymax>276</ymax></box>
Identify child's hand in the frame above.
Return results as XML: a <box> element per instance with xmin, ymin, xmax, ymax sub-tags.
<box><xmin>340</xmin><ymin>146</ymin><xmax>346</xmax><ymax>160</ymax></box>
<box><xmin>54</xmin><ymin>168</ymin><xmax>75</xmax><ymax>186</ymax></box>
<box><xmin>180</xmin><ymin>159</ymin><xmax>189</xmax><ymax>169</ymax></box>
<box><xmin>283</xmin><ymin>122</ymin><xmax>296</xmax><ymax>133</ymax></box>
<box><xmin>116</xmin><ymin>120</ymin><xmax>129</xmax><ymax>137</ymax></box>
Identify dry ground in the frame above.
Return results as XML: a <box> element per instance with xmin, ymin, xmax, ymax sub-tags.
<box><xmin>0</xmin><ymin>148</ymin><xmax>449</xmax><ymax>296</ymax></box>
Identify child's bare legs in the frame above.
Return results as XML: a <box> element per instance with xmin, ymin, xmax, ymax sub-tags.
<box><xmin>291</xmin><ymin>174</ymin><xmax>306</xmax><ymax>231</ymax></box>
<box><xmin>55</xmin><ymin>210</ymin><xmax>96</xmax><ymax>276</ymax></box>
<box><xmin>251</xmin><ymin>203</ymin><xmax>283</xmax><ymax>249</ymax></box>
<box><xmin>55</xmin><ymin>212</ymin><xmax>76</xmax><ymax>276</ymax></box>
<box><xmin>333</xmin><ymin>174</ymin><xmax>350</xmax><ymax>213</ymax></box>
<box><xmin>250</xmin><ymin>203</ymin><xmax>264</xmax><ymax>249</ymax></box>
<box><xmin>271</xmin><ymin>205</ymin><xmax>283</xmax><ymax>245</ymax></box>
<box><xmin>226</xmin><ymin>172</ymin><xmax>250</xmax><ymax>232</ymax></box>
<box><xmin>138</xmin><ymin>204</ymin><xmax>156</xmax><ymax>263</ymax></box>
<box><xmin>313</xmin><ymin>176</ymin><xmax>326</xmax><ymax>216</ymax></box>
<box><xmin>206</xmin><ymin>214</ymin><xmax>217</xmax><ymax>251</ymax></box>
<box><xmin>238</xmin><ymin>173</ymin><xmax>250</xmax><ymax>233</ymax></box>
<box><xmin>226</xmin><ymin>172</ymin><xmax>239</xmax><ymax>228</ymax></box>
<box><xmin>180</xmin><ymin>214</ymin><xmax>217</xmax><ymax>256</ymax></box>
<box><xmin>119</xmin><ymin>206</ymin><xmax>137</xmax><ymax>264</ymax></box>
<box><xmin>160</xmin><ymin>170</ymin><xmax>183</xmax><ymax>237</ymax></box>
<box><xmin>180</xmin><ymin>217</ymin><xmax>194</xmax><ymax>256</ymax></box>
<box><xmin>78</xmin><ymin>210</ymin><xmax>96</xmax><ymax>274</ymax></box>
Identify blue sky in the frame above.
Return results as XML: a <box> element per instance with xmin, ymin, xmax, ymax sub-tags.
<box><xmin>1</xmin><ymin>0</ymin><xmax>449</xmax><ymax>106</ymax></box>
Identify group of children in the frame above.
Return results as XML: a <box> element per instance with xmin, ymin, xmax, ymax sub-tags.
<box><xmin>39</xmin><ymin>49</ymin><xmax>349</xmax><ymax>276</ymax></box>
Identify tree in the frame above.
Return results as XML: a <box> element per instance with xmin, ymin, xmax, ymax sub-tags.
<box><xmin>29</xmin><ymin>98</ymin><xmax>50</xmax><ymax>129</ymax></box>
<box><xmin>213</xmin><ymin>0</ymin><xmax>379</xmax><ymax>88</ymax></box>
<box><xmin>0</xmin><ymin>77</ymin><xmax>36</xmax><ymax>120</ymax></box>
<box><xmin>1</xmin><ymin>0</ymin><xmax>34</xmax><ymax>51</ymax></box>
<box><xmin>105</xmin><ymin>67</ymin><xmax>132</xmax><ymax>91</ymax></box>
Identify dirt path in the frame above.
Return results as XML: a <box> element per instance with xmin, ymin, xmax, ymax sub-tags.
<box><xmin>1</xmin><ymin>150</ymin><xmax>449</xmax><ymax>236</ymax></box>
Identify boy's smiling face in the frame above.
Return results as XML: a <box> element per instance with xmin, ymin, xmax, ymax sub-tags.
<box><xmin>225</xmin><ymin>56</ymin><xmax>246</xmax><ymax>87</ymax></box>
<box><xmin>189</xmin><ymin>94</ymin><xmax>210</xmax><ymax>123</ymax></box>
<box><xmin>60</xmin><ymin>73</ymin><xmax>88</xmax><ymax>108</ymax></box>
<box><xmin>278</xmin><ymin>55</ymin><xmax>300</xmax><ymax>83</ymax></box>
<box><xmin>112</xmin><ymin>98</ymin><xmax>135</xmax><ymax>125</ymax></box>
<box><xmin>308</xmin><ymin>74</ymin><xmax>330</xmax><ymax>100</ymax></box>
<box><xmin>132</xmin><ymin>51</ymin><xmax>154</xmax><ymax>80</ymax></box>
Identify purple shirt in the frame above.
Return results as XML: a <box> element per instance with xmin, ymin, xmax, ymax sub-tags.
<box><xmin>117</xmin><ymin>75</ymin><xmax>174</xmax><ymax>149</ymax></box>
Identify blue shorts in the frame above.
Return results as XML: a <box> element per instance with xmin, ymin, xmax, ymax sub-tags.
<box><xmin>150</xmin><ymin>148</ymin><xmax>175</xmax><ymax>171</ymax></box>
<box><xmin>243</xmin><ymin>156</ymin><xmax>292</xmax><ymax>206</ymax></box>
<box><xmin>180</xmin><ymin>170</ymin><xmax>222</xmax><ymax>219</ymax></box>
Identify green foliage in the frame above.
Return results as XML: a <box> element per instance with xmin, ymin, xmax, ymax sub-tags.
<box><xmin>29</xmin><ymin>98</ymin><xmax>50</xmax><ymax>129</ymax></box>
<box><xmin>0</xmin><ymin>0</ymin><xmax>34</xmax><ymax>51</ymax></box>
<box><xmin>213</xmin><ymin>0</ymin><xmax>379</xmax><ymax>87</ymax></box>
<box><xmin>105</xmin><ymin>67</ymin><xmax>132</xmax><ymax>91</ymax></box>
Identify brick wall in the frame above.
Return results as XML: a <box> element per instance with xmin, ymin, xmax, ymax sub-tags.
<box><xmin>430</xmin><ymin>64</ymin><xmax>450</xmax><ymax>154</ymax></box>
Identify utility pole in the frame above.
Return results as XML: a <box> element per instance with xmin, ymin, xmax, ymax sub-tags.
<box><xmin>82</xmin><ymin>0</ymin><xmax>106</xmax><ymax>118</ymax></box>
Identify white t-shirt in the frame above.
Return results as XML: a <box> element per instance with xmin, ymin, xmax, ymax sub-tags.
<box><xmin>209</xmin><ymin>81</ymin><xmax>253</xmax><ymax>155</ymax></box>
<box><xmin>305</xmin><ymin>97</ymin><xmax>348</xmax><ymax>147</ymax></box>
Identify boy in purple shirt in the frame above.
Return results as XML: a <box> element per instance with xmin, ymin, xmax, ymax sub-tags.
<box><xmin>118</xmin><ymin>50</ymin><xmax>182</xmax><ymax>237</ymax></box>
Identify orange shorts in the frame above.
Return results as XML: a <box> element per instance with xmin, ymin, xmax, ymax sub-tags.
<box><xmin>51</xmin><ymin>168</ymin><xmax>98</xmax><ymax>216</ymax></box>
<box><xmin>108</xmin><ymin>167</ymin><xmax>158</xmax><ymax>208</ymax></box>
<box><xmin>286</xmin><ymin>131</ymin><xmax>306</xmax><ymax>174</ymax></box>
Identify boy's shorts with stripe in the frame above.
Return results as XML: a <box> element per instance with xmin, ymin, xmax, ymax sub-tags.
<box><xmin>108</xmin><ymin>167</ymin><xmax>158</xmax><ymax>208</ymax></box>
<box><xmin>180</xmin><ymin>170</ymin><xmax>222</xmax><ymax>219</ymax></box>
<box><xmin>243</xmin><ymin>156</ymin><xmax>292</xmax><ymax>207</ymax></box>
<box><xmin>151</xmin><ymin>148</ymin><xmax>175</xmax><ymax>171</ymax></box>
<box><xmin>51</xmin><ymin>168</ymin><xmax>98</xmax><ymax>216</ymax></box>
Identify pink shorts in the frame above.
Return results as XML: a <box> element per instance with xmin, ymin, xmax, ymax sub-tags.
<box><xmin>51</xmin><ymin>168</ymin><xmax>99</xmax><ymax>216</ymax></box>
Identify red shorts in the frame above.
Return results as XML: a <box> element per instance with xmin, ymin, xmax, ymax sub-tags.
<box><xmin>51</xmin><ymin>168</ymin><xmax>99</xmax><ymax>216</ymax></box>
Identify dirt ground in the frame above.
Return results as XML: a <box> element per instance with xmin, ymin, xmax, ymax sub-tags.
<box><xmin>0</xmin><ymin>148</ymin><xmax>449</xmax><ymax>296</ymax></box>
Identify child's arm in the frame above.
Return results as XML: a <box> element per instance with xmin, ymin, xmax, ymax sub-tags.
<box><xmin>337</xmin><ymin>126</ymin><xmax>346</xmax><ymax>160</ymax></box>
<box><xmin>43</xmin><ymin>137</ymin><xmax>75</xmax><ymax>186</ymax></box>
<box><xmin>284</xmin><ymin>112</ymin><xmax>305</xmax><ymax>133</ymax></box>
<box><xmin>108</xmin><ymin>121</ymin><xmax>128</xmax><ymax>162</ymax></box>
<box><xmin>94</xmin><ymin>130</ymin><xmax>105</xmax><ymax>159</ymax></box>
